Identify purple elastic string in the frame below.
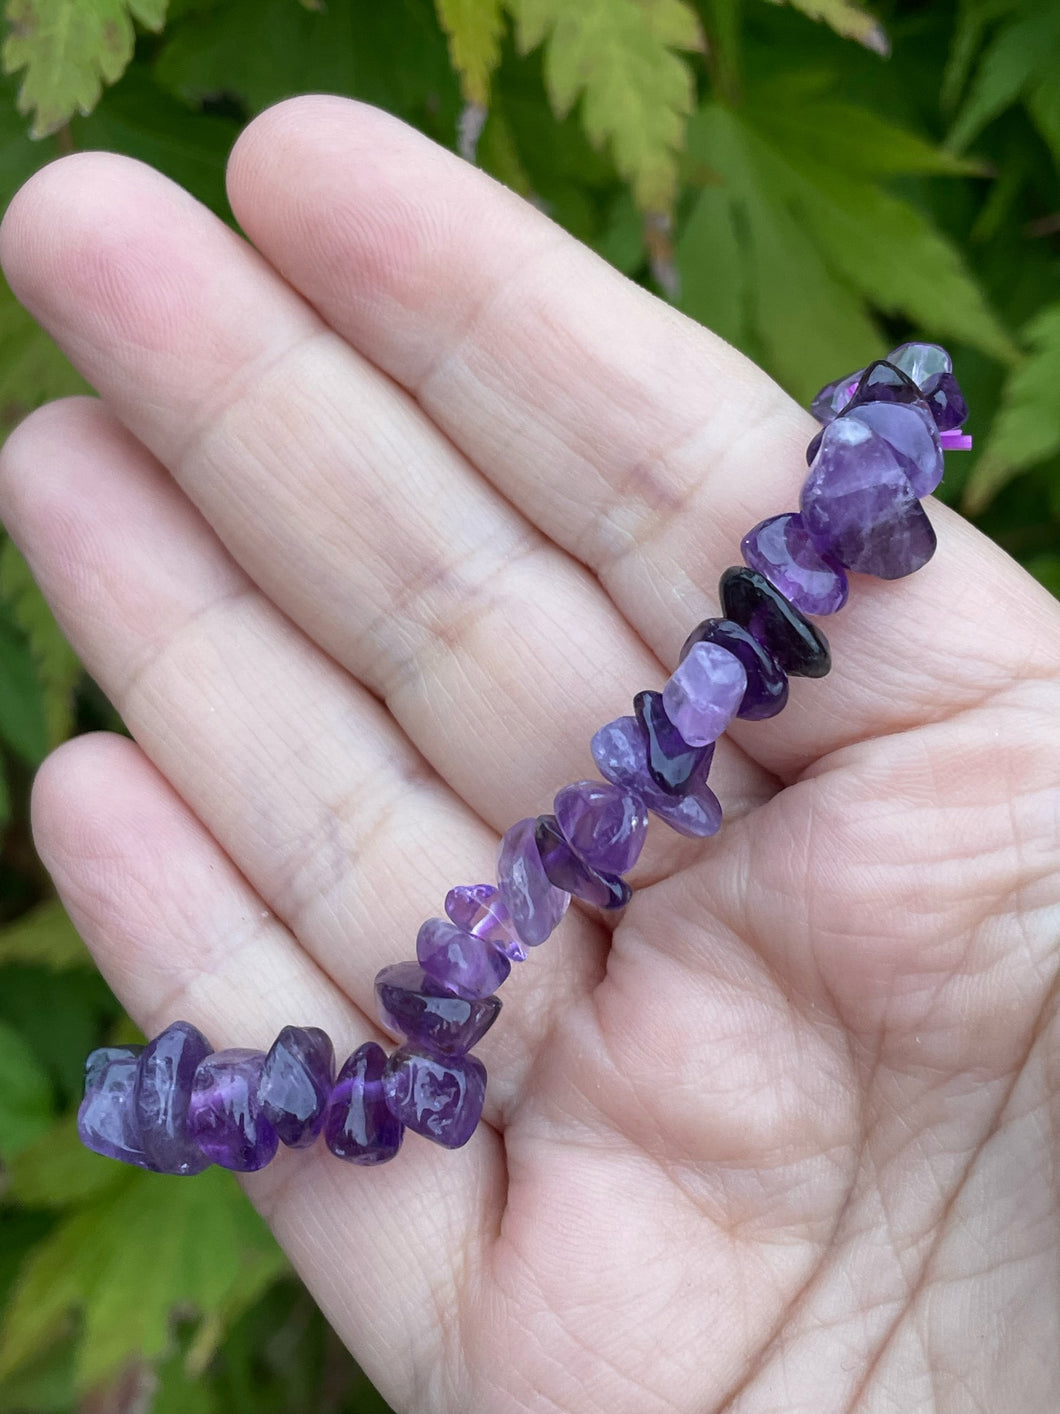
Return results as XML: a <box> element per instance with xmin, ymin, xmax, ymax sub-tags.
<box><xmin>939</xmin><ymin>430</ymin><xmax>973</xmax><ymax>451</ymax></box>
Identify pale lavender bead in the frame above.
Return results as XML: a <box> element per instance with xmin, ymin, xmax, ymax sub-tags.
<box><xmin>801</xmin><ymin>418</ymin><xmax>937</xmax><ymax>580</ymax></box>
<box><xmin>591</xmin><ymin>717</ymin><xmax>722</xmax><ymax>838</ymax></box>
<box><xmin>135</xmin><ymin>1020</ymin><xmax>213</xmax><ymax>1175</ymax></box>
<box><xmin>887</xmin><ymin>341</ymin><xmax>951</xmax><ymax>387</ymax></box>
<box><xmin>187</xmin><ymin>1049</ymin><xmax>278</xmax><ymax>1172</ymax></box>
<box><xmin>662</xmin><ymin>641</ymin><xmax>747</xmax><ymax>747</ymax></box>
<box><xmin>496</xmin><ymin>817</ymin><xmax>569</xmax><ymax>947</ymax></box>
<box><xmin>846</xmin><ymin>400</ymin><xmax>943</xmax><ymax>498</ymax></box>
<box><xmin>741</xmin><ymin>513</ymin><xmax>849</xmax><ymax>617</ymax></box>
<box><xmin>382</xmin><ymin>1044</ymin><xmax>487</xmax><ymax>1149</ymax></box>
<box><xmin>78</xmin><ymin>1046</ymin><xmax>151</xmax><ymax>1168</ymax></box>
<box><xmin>444</xmin><ymin>883</ymin><xmax>526</xmax><ymax>962</ymax></box>
<box><xmin>553</xmin><ymin>780</ymin><xmax>648</xmax><ymax>875</ymax></box>
<box><xmin>417</xmin><ymin>916</ymin><xmax>512</xmax><ymax>1000</ymax></box>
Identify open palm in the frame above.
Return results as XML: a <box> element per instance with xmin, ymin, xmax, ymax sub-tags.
<box><xmin>2</xmin><ymin>98</ymin><xmax>1058</xmax><ymax>1413</ymax></box>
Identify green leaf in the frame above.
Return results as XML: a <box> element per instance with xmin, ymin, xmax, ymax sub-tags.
<box><xmin>0</xmin><ymin>538</ymin><xmax>80</xmax><ymax>749</ymax></box>
<box><xmin>0</xmin><ymin>1017</ymin><xmax>54</xmax><ymax>1159</ymax></box>
<box><xmin>435</xmin><ymin>0</ymin><xmax>504</xmax><ymax>104</ymax></box>
<box><xmin>964</xmin><ymin>304</ymin><xmax>1060</xmax><ymax>510</ymax></box>
<box><xmin>0</xmin><ymin>898</ymin><xmax>91</xmax><ymax>970</ymax></box>
<box><xmin>947</xmin><ymin>0</ymin><xmax>1060</xmax><ymax>153</ymax></box>
<box><xmin>0</xmin><ymin>616</ymin><xmax>48</xmax><ymax>765</ymax></box>
<box><xmin>0</xmin><ymin>754</ymin><xmax>10</xmax><ymax>833</ymax></box>
<box><xmin>2</xmin><ymin>0</ymin><xmax>169</xmax><ymax>138</ymax></box>
<box><xmin>8</xmin><ymin>1113</ymin><xmax>127</xmax><ymax>1207</ymax></box>
<box><xmin>1024</xmin><ymin>553</ymin><xmax>1060</xmax><ymax>599</ymax></box>
<box><xmin>773</xmin><ymin>0</ymin><xmax>889</xmax><ymax>55</ymax></box>
<box><xmin>0</xmin><ymin>1165</ymin><xmax>288</xmax><ymax>1390</ymax></box>
<box><xmin>509</xmin><ymin>0</ymin><xmax>704</xmax><ymax>211</ymax></box>
<box><xmin>0</xmin><ymin>278</ymin><xmax>89</xmax><ymax>433</ymax></box>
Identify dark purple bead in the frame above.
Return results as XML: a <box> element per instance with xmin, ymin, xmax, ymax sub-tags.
<box><xmin>920</xmin><ymin>371</ymin><xmax>968</xmax><ymax>432</ymax></box>
<box><xmin>801</xmin><ymin>418</ymin><xmax>937</xmax><ymax>579</ymax></box>
<box><xmin>382</xmin><ymin>1044</ymin><xmax>487</xmax><ymax>1149</ymax></box>
<box><xmin>591</xmin><ymin>716</ymin><xmax>722</xmax><ymax>838</ymax></box>
<box><xmin>417</xmin><ymin>916</ymin><xmax>511</xmax><ymax>1000</ymax></box>
<box><xmin>324</xmin><ymin>1041</ymin><xmax>403</xmax><ymax>1164</ymax></box>
<box><xmin>135</xmin><ymin>1021</ymin><xmax>213</xmax><ymax>1176</ymax></box>
<box><xmin>78</xmin><ymin>1046</ymin><xmax>151</xmax><ymax>1168</ymax></box>
<box><xmin>741</xmin><ymin>513</ymin><xmax>849</xmax><ymax>617</ymax></box>
<box><xmin>845</xmin><ymin>400</ymin><xmax>943</xmax><ymax>498</ymax></box>
<box><xmin>846</xmin><ymin>360</ymin><xmax>923</xmax><ymax>410</ymax></box>
<box><xmin>375</xmin><ymin>961</ymin><xmax>501</xmax><ymax>1057</ymax></box>
<box><xmin>633</xmin><ymin>689</ymin><xmax>711</xmax><ymax>795</ymax></box>
<box><xmin>887</xmin><ymin>341</ymin><xmax>951</xmax><ymax>387</ymax></box>
<box><xmin>187</xmin><ymin>1049</ymin><xmax>278</xmax><ymax>1173</ymax></box>
<box><xmin>259</xmin><ymin>1025</ymin><xmax>335</xmax><ymax>1149</ymax></box>
<box><xmin>444</xmin><ymin>883</ymin><xmax>525</xmax><ymax>961</ymax></box>
<box><xmin>719</xmin><ymin>567</ymin><xmax>831</xmax><ymax>678</ymax></box>
<box><xmin>534</xmin><ymin>815</ymin><xmax>632</xmax><ymax>910</ymax></box>
<box><xmin>679</xmin><ymin>618</ymin><xmax>788</xmax><ymax>720</ymax></box>
<box><xmin>497</xmin><ymin>817</ymin><xmax>569</xmax><ymax>947</ymax></box>
<box><xmin>811</xmin><ymin>367</ymin><xmax>864</xmax><ymax>424</ymax></box>
<box><xmin>553</xmin><ymin>780</ymin><xmax>647</xmax><ymax>875</ymax></box>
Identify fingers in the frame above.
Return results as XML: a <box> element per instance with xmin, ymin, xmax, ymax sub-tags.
<box><xmin>0</xmin><ymin>149</ymin><xmax>774</xmax><ymax>850</ymax></box>
<box><xmin>32</xmin><ymin>731</ymin><xmax>499</xmax><ymax>1411</ymax></box>
<box><xmin>226</xmin><ymin>97</ymin><xmax>1060</xmax><ymax>777</ymax></box>
<box><xmin>0</xmin><ymin>396</ymin><xmax>605</xmax><ymax>1103</ymax></box>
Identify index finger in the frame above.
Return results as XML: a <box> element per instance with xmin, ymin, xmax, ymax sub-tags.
<box><xmin>227</xmin><ymin>97</ymin><xmax>1060</xmax><ymax>774</ymax></box>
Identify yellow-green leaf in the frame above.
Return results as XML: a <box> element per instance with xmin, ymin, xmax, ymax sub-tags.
<box><xmin>8</xmin><ymin>1113</ymin><xmax>126</xmax><ymax>1208</ymax></box>
<box><xmin>435</xmin><ymin>0</ymin><xmax>504</xmax><ymax>104</ymax></box>
<box><xmin>2</xmin><ymin>0</ymin><xmax>169</xmax><ymax>137</ymax></box>
<box><xmin>0</xmin><ymin>539</ymin><xmax>80</xmax><ymax>748</ymax></box>
<box><xmin>964</xmin><ymin>304</ymin><xmax>1060</xmax><ymax>511</ymax></box>
<box><xmin>510</xmin><ymin>0</ymin><xmax>704</xmax><ymax>211</ymax></box>
<box><xmin>0</xmin><ymin>898</ymin><xmax>91</xmax><ymax>970</ymax></box>
<box><xmin>775</xmin><ymin>0</ymin><xmax>889</xmax><ymax>53</ymax></box>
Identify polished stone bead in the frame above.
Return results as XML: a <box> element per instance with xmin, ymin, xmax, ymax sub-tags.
<box><xmin>534</xmin><ymin>815</ymin><xmax>632</xmax><ymax>910</ymax></box>
<box><xmin>801</xmin><ymin>418</ymin><xmax>937</xmax><ymax>579</ymax></box>
<box><xmin>720</xmin><ymin>567</ymin><xmax>831</xmax><ymax>678</ymax></box>
<box><xmin>847</xmin><ymin>359</ymin><xmax>923</xmax><ymax>410</ymax></box>
<box><xmin>497</xmin><ymin>817</ymin><xmax>570</xmax><ymax>947</ymax></box>
<box><xmin>811</xmin><ymin>367</ymin><xmax>864</xmax><ymax>424</ymax></box>
<box><xmin>187</xmin><ymin>1049</ymin><xmax>278</xmax><ymax>1172</ymax></box>
<box><xmin>591</xmin><ymin>716</ymin><xmax>722</xmax><ymax>838</ymax></box>
<box><xmin>679</xmin><ymin>618</ymin><xmax>789</xmax><ymax>720</ymax></box>
<box><xmin>633</xmin><ymin>689</ymin><xmax>711</xmax><ymax>795</ymax></box>
<box><xmin>846</xmin><ymin>400</ymin><xmax>943</xmax><ymax>498</ymax></box>
<box><xmin>78</xmin><ymin>1046</ymin><xmax>150</xmax><ymax>1168</ymax></box>
<box><xmin>662</xmin><ymin>641</ymin><xmax>747</xmax><ymax>746</ymax></box>
<box><xmin>444</xmin><ymin>883</ymin><xmax>525</xmax><ymax>961</ymax></box>
<box><xmin>324</xmin><ymin>1041</ymin><xmax>403</xmax><ymax>1164</ymax></box>
<box><xmin>887</xmin><ymin>341</ymin><xmax>951</xmax><ymax>387</ymax></box>
<box><xmin>382</xmin><ymin>1044</ymin><xmax>487</xmax><ymax>1149</ymax></box>
<box><xmin>920</xmin><ymin>370</ymin><xmax>968</xmax><ymax>431</ymax></box>
<box><xmin>375</xmin><ymin>961</ymin><xmax>501</xmax><ymax>1057</ymax></box>
<box><xmin>417</xmin><ymin>916</ymin><xmax>511</xmax><ymax>1000</ymax></box>
<box><xmin>553</xmin><ymin>779</ymin><xmax>647</xmax><ymax>875</ymax></box>
<box><xmin>741</xmin><ymin>513</ymin><xmax>849</xmax><ymax>617</ymax></box>
<box><xmin>135</xmin><ymin>1020</ymin><xmax>213</xmax><ymax>1175</ymax></box>
<box><xmin>259</xmin><ymin>1025</ymin><xmax>335</xmax><ymax>1149</ymax></box>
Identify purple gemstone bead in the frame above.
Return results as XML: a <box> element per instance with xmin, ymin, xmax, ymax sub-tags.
<box><xmin>811</xmin><ymin>367</ymin><xmax>864</xmax><ymax>424</ymax></box>
<box><xmin>591</xmin><ymin>716</ymin><xmax>722</xmax><ymax>838</ymax></box>
<box><xmin>847</xmin><ymin>360</ymin><xmax>923</xmax><ymax>410</ymax></box>
<box><xmin>259</xmin><ymin>1025</ymin><xmax>335</xmax><ymax>1149</ymax></box>
<box><xmin>887</xmin><ymin>341</ymin><xmax>951</xmax><ymax>387</ymax></box>
<box><xmin>633</xmin><ymin>689</ymin><xmax>712</xmax><ymax>795</ymax></box>
<box><xmin>801</xmin><ymin>418</ymin><xmax>937</xmax><ymax>580</ymax></box>
<box><xmin>324</xmin><ymin>1041</ymin><xmax>404</xmax><ymax>1164</ymax></box>
<box><xmin>187</xmin><ymin>1049</ymin><xmax>278</xmax><ymax>1173</ymax></box>
<box><xmin>534</xmin><ymin>815</ymin><xmax>632</xmax><ymax>910</ymax></box>
<box><xmin>720</xmin><ymin>567</ymin><xmax>830</xmax><ymax>678</ymax></box>
<box><xmin>662</xmin><ymin>641</ymin><xmax>747</xmax><ymax>746</ymax></box>
<box><xmin>444</xmin><ymin>883</ymin><xmax>525</xmax><ymax>961</ymax></box>
<box><xmin>382</xmin><ymin>1044</ymin><xmax>487</xmax><ymax>1150</ymax></box>
<box><xmin>680</xmin><ymin>618</ymin><xmax>788</xmax><ymax>720</ymax></box>
<box><xmin>846</xmin><ymin>401</ymin><xmax>943</xmax><ymax>498</ymax></box>
<box><xmin>553</xmin><ymin>780</ymin><xmax>647</xmax><ymax>875</ymax></box>
<box><xmin>920</xmin><ymin>370</ymin><xmax>968</xmax><ymax>432</ymax></box>
<box><xmin>375</xmin><ymin>961</ymin><xmax>501</xmax><ymax>1056</ymax></box>
<box><xmin>741</xmin><ymin>513</ymin><xmax>849</xmax><ymax>617</ymax></box>
<box><xmin>417</xmin><ymin>916</ymin><xmax>512</xmax><ymax>1000</ymax></box>
<box><xmin>497</xmin><ymin>817</ymin><xmax>569</xmax><ymax>947</ymax></box>
<box><xmin>135</xmin><ymin>1020</ymin><xmax>212</xmax><ymax>1176</ymax></box>
<box><xmin>78</xmin><ymin>1046</ymin><xmax>151</xmax><ymax>1168</ymax></box>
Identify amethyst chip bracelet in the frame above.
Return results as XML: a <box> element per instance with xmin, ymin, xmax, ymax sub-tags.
<box><xmin>77</xmin><ymin>342</ymin><xmax>971</xmax><ymax>1172</ymax></box>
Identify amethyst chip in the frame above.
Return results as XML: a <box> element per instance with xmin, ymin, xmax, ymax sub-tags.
<box><xmin>135</xmin><ymin>1020</ymin><xmax>212</xmax><ymax>1175</ymax></box>
<box><xmin>259</xmin><ymin>1025</ymin><xmax>335</xmax><ymax>1149</ymax></box>
<box><xmin>382</xmin><ymin>1044</ymin><xmax>487</xmax><ymax>1150</ymax></box>
<box><xmin>375</xmin><ymin>961</ymin><xmax>501</xmax><ymax>1057</ymax></box>
<box><xmin>187</xmin><ymin>1049</ymin><xmax>278</xmax><ymax>1173</ymax></box>
<box><xmin>324</xmin><ymin>1041</ymin><xmax>404</xmax><ymax>1164</ymax></box>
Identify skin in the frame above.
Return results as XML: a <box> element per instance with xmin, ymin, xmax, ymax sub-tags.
<box><xmin>0</xmin><ymin>96</ymin><xmax>1058</xmax><ymax>1414</ymax></box>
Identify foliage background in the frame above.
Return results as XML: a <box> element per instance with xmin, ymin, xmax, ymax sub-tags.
<box><xmin>0</xmin><ymin>0</ymin><xmax>1056</xmax><ymax>1407</ymax></box>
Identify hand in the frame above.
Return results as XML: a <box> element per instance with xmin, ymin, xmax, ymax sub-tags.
<box><xmin>1</xmin><ymin>97</ymin><xmax>1058</xmax><ymax>1414</ymax></box>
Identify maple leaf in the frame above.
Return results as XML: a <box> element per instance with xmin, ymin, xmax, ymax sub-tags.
<box><xmin>436</xmin><ymin>0</ymin><xmax>505</xmax><ymax>104</ymax></box>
